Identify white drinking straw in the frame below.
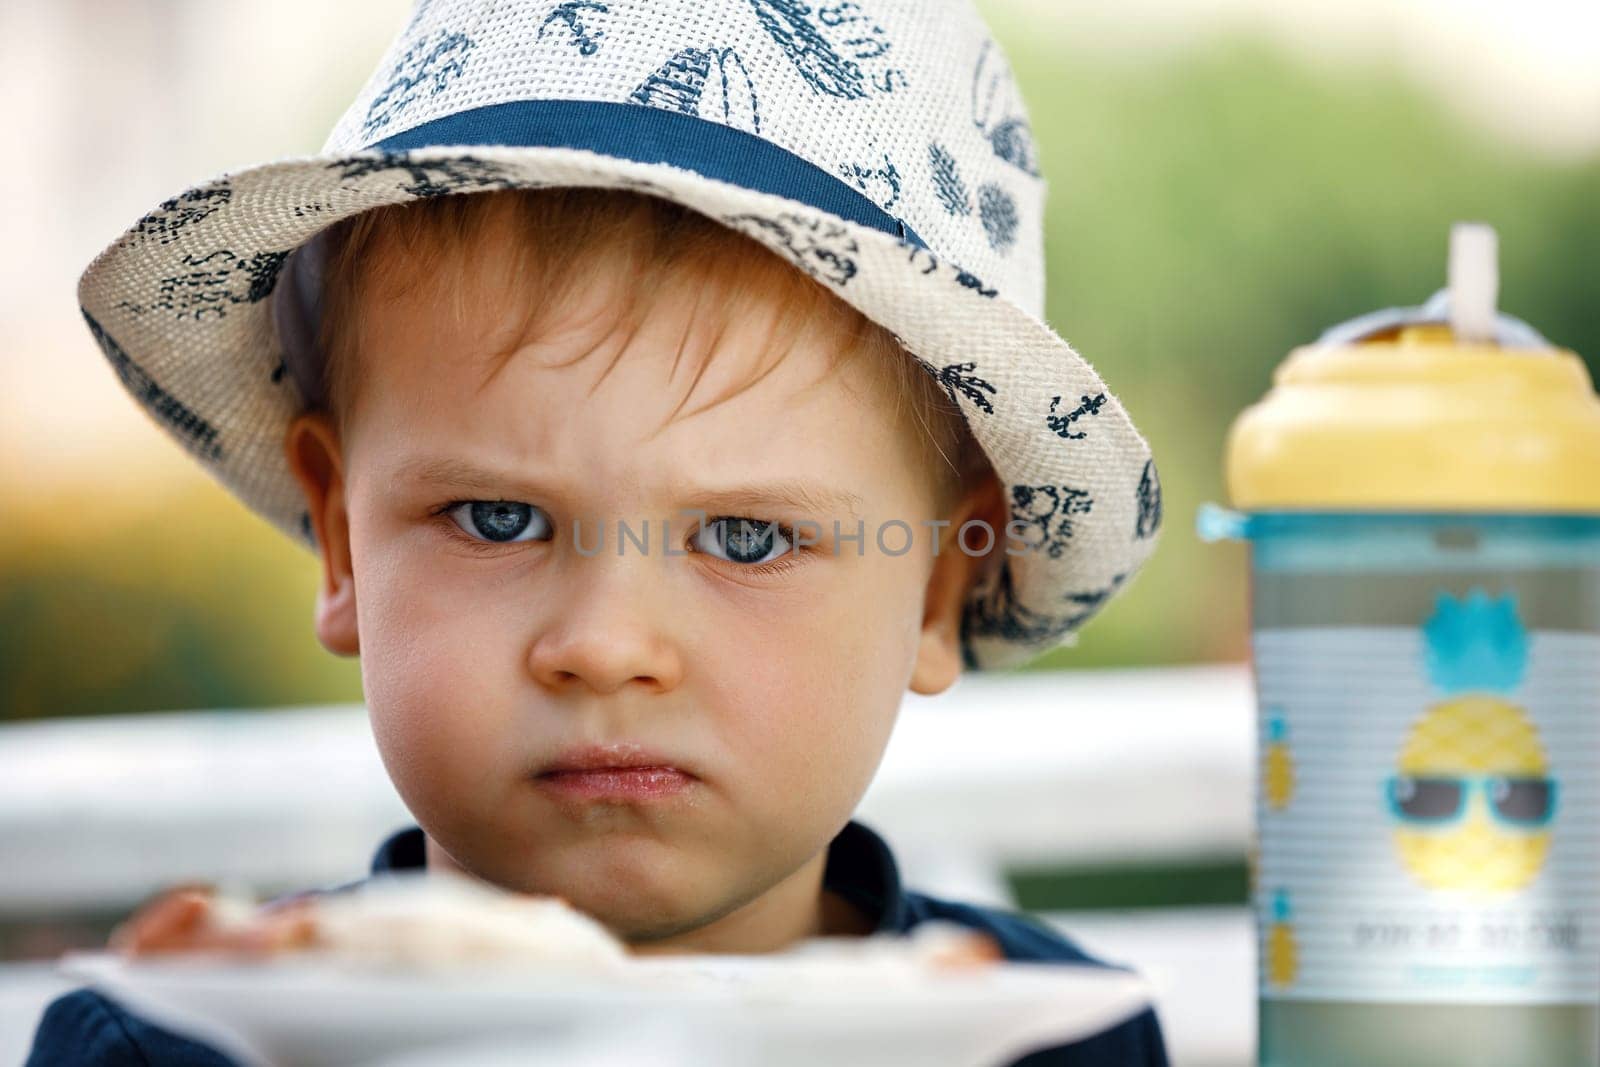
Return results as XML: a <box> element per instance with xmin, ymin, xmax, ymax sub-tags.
<box><xmin>1448</xmin><ymin>222</ymin><xmax>1499</xmax><ymax>344</ymax></box>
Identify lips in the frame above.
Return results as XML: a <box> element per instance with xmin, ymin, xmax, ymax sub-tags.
<box><xmin>536</xmin><ymin>742</ymin><xmax>697</xmax><ymax>780</ymax></box>
<box><xmin>534</xmin><ymin>744</ymin><xmax>698</xmax><ymax>804</ymax></box>
<box><xmin>537</xmin><ymin>767</ymin><xmax>695</xmax><ymax>802</ymax></box>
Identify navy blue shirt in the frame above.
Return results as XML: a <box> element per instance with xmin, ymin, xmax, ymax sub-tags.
<box><xmin>26</xmin><ymin>819</ymin><xmax>1168</xmax><ymax>1066</ymax></box>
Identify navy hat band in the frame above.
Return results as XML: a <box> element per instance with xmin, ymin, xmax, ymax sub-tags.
<box><xmin>371</xmin><ymin>99</ymin><xmax>927</xmax><ymax>249</ymax></box>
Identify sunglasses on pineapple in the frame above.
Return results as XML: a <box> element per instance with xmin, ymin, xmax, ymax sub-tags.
<box><xmin>1385</xmin><ymin>774</ymin><xmax>1558</xmax><ymax>829</ymax></box>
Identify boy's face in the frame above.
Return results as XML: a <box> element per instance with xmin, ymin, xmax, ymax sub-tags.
<box><xmin>286</xmin><ymin>216</ymin><xmax>999</xmax><ymax>951</ymax></box>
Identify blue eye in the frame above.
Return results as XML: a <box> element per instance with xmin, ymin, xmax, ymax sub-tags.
<box><xmin>692</xmin><ymin>517</ymin><xmax>794</xmax><ymax>565</ymax></box>
<box><xmin>447</xmin><ymin>501</ymin><xmax>552</xmax><ymax>544</ymax></box>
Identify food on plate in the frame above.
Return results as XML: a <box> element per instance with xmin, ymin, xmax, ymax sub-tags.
<box><xmin>105</xmin><ymin>876</ymin><xmax>1001</xmax><ymax>977</ymax></box>
<box><xmin>311</xmin><ymin>874</ymin><xmax>630</xmax><ymax>970</ymax></box>
<box><xmin>778</xmin><ymin>920</ymin><xmax>1004</xmax><ymax>972</ymax></box>
<box><xmin>109</xmin><ymin>873</ymin><xmax>629</xmax><ymax>971</ymax></box>
<box><xmin>110</xmin><ymin>882</ymin><xmax>319</xmax><ymax>957</ymax></box>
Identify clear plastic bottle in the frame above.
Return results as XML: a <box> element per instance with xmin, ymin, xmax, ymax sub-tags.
<box><xmin>1199</xmin><ymin>225</ymin><xmax>1600</xmax><ymax>1067</ymax></box>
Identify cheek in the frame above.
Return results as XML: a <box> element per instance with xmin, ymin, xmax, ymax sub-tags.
<box><xmin>352</xmin><ymin>530</ymin><xmax>525</xmax><ymax>812</ymax></box>
<box><xmin>696</xmin><ymin>562</ymin><xmax>921</xmax><ymax>808</ymax></box>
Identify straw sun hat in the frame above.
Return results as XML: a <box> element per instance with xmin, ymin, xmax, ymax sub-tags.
<box><xmin>77</xmin><ymin>0</ymin><xmax>1164</xmax><ymax>670</ymax></box>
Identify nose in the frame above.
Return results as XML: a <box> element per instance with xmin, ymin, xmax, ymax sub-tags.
<box><xmin>525</xmin><ymin>554</ymin><xmax>685</xmax><ymax>695</ymax></box>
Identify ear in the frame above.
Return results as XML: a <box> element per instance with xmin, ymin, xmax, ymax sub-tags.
<box><xmin>284</xmin><ymin>412</ymin><xmax>360</xmax><ymax>657</ymax></box>
<box><xmin>909</xmin><ymin>472</ymin><xmax>1007</xmax><ymax>696</ymax></box>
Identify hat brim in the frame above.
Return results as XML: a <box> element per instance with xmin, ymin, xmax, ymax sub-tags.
<box><xmin>78</xmin><ymin>143</ymin><xmax>1162</xmax><ymax>671</ymax></box>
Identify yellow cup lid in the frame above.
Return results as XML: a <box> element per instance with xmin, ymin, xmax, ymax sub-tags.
<box><xmin>1225</xmin><ymin>226</ymin><xmax>1600</xmax><ymax>513</ymax></box>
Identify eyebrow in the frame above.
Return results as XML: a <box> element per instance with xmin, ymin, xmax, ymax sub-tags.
<box><xmin>393</xmin><ymin>457</ymin><xmax>864</xmax><ymax>518</ymax></box>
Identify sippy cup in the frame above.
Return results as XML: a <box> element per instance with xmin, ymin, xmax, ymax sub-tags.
<box><xmin>1199</xmin><ymin>224</ymin><xmax>1600</xmax><ymax>1067</ymax></box>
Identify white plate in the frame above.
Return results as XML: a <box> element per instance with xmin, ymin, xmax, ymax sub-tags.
<box><xmin>59</xmin><ymin>949</ymin><xmax>1152</xmax><ymax>1067</ymax></box>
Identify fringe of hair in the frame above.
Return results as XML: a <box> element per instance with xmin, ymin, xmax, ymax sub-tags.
<box><xmin>315</xmin><ymin>187</ymin><xmax>990</xmax><ymax>513</ymax></box>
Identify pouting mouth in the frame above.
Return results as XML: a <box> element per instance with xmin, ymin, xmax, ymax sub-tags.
<box><xmin>538</xmin><ymin>765</ymin><xmax>688</xmax><ymax>777</ymax></box>
<box><xmin>533</xmin><ymin>763</ymin><xmax>699</xmax><ymax>803</ymax></box>
<box><xmin>535</xmin><ymin>743</ymin><xmax>697</xmax><ymax>779</ymax></box>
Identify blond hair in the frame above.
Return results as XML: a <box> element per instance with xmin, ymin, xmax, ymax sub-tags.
<box><xmin>313</xmin><ymin>186</ymin><xmax>990</xmax><ymax>514</ymax></box>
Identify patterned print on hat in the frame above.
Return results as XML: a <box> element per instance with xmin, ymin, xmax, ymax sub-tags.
<box><xmin>75</xmin><ymin>0</ymin><xmax>1162</xmax><ymax>671</ymax></box>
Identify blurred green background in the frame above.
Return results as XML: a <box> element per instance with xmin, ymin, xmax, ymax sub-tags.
<box><xmin>4</xmin><ymin>3</ymin><xmax>1597</xmax><ymax>721</ymax></box>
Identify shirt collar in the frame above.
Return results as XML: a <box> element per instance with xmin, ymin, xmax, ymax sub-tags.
<box><xmin>368</xmin><ymin>817</ymin><xmax>909</xmax><ymax>935</ymax></box>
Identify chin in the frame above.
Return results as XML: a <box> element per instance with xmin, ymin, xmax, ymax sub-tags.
<box><xmin>502</xmin><ymin>842</ymin><xmax>716</xmax><ymax>925</ymax></box>
<box><xmin>597</xmin><ymin>907</ymin><xmax>711</xmax><ymax>947</ymax></box>
<box><xmin>546</xmin><ymin>878</ymin><xmax>733</xmax><ymax>945</ymax></box>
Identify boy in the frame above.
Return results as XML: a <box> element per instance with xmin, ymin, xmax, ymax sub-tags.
<box><xmin>30</xmin><ymin>0</ymin><xmax>1167</xmax><ymax>1062</ymax></box>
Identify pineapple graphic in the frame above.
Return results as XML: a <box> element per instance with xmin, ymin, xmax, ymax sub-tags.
<box><xmin>1387</xmin><ymin>590</ymin><xmax>1557</xmax><ymax>895</ymax></box>
<box><xmin>1263</xmin><ymin>708</ymin><xmax>1295</xmax><ymax>811</ymax></box>
<box><xmin>1266</xmin><ymin>888</ymin><xmax>1299</xmax><ymax>988</ymax></box>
